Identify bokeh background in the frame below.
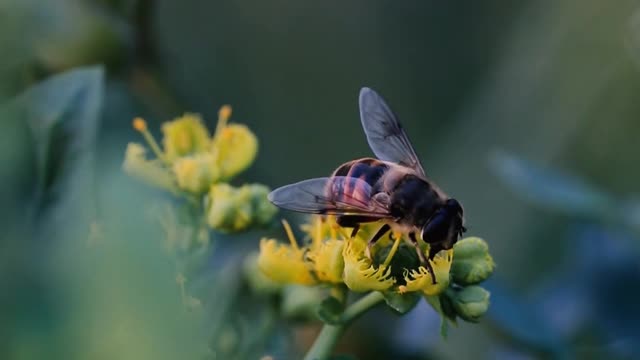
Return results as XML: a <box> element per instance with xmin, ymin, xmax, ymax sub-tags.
<box><xmin>3</xmin><ymin>0</ymin><xmax>640</xmax><ymax>359</ymax></box>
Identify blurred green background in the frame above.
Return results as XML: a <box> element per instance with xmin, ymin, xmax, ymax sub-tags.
<box><xmin>3</xmin><ymin>0</ymin><xmax>640</xmax><ymax>359</ymax></box>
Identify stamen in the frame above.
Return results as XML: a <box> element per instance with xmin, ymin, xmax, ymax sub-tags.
<box><xmin>215</xmin><ymin>105</ymin><xmax>232</xmax><ymax>139</ymax></box>
<box><xmin>132</xmin><ymin>117</ymin><xmax>167</xmax><ymax>163</ymax></box>
<box><xmin>281</xmin><ymin>219</ymin><xmax>299</xmax><ymax>251</ymax></box>
<box><xmin>381</xmin><ymin>232</ymin><xmax>402</xmax><ymax>268</ymax></box>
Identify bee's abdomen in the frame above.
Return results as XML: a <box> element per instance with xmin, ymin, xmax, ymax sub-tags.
<box><xmin>328</xmin><ymin>158</ymin><xmax>389</xmax><ymax>204</ymax></box>
<box><xmin>332</xmin><ymin>158</ymin><xmax>388</xmax><ymax>187</ymax></box>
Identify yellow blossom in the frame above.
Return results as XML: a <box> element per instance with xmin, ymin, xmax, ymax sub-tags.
<box><xmin>257</xmin><ymin>238</ymin><xmax>316</xmax><ymax>285</ymax></box>
<box><xmin>122</xmin><ymin>142</ymin><xmax>176</xmax><ymax>191</ymax></box>
<box><xmin>172</xmin><ymin>153</ymin><xmax>219</xmax><ymax>194</ymax></box>
<box><xmin>342</xmin><ymin>240</ymin><xmax>395</xmax><ymax>292</ymax></box>
<box><xmin>398</xmin><ymin>249</ymin><xmax>453</xmax><ymax>296</ymax></box>
<box><xmin>307</xmin><ymin>239</ymin><xmax>345</xmax><ymax>283</ymax></box>
<box><xmin>211</xmin><ymin>123</ymin><xmax>258</xmax><ymax>180</ymax></box>
<box><xmin>162</xmin><ymin>113</ymin><xmax>210</xmax><ymax>161</ymax></box>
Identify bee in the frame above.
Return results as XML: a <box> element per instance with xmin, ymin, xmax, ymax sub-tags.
<box><xmin>268</xmin><ymin>87</ymin><xmax>465</xmax><ymax>284</ymax></box>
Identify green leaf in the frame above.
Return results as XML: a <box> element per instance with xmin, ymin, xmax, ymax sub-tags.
<box><xmin>440</xmin><ymin>316</ymin><xmax>449</xmax><ymax>339</ymax></box>
<box><xmin>382</xmin><ymin>290</ymin><xmax>421</xmax><ymax>315</ymax></box>
<box><xmin>4</xmin><ymin>66</ymin><xmax>104</xmax><ymax>219</ymax></box>
<box><xmin>425</xmin><ymin>294</ymin><xmax>457</xmax><ymax>339</ymax></box>
<box><xmin>316</xmin><ymin>296</ymin><xmax>344</xmax><ymax>325</ymax></box>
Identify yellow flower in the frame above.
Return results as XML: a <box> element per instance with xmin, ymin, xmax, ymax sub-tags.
<box><xmin>211</xmin><ymin>108</ymin><xmax>258</xmax><ymax>179</ymax></box>
<box><xmin>257</xmin><ymin>221</ymin><xmax>316</xmax><ymax>285</ymax></box>
<box><xmin>342</xmin><ymin>240</ymin><xmax>395</xmax><ymax>292</ymax></box>
<box><xmin>122</xmin><ymin>142</ymin><xmax>176</xmax><ymax>191</ymax></box>
<box><xmin>398</xmin><ymin>249</ymin><xmax>453</xmax><ymax>296</ymax></box>
<box><xmin>162</xmin><ymin>113</ymin><xmax>210</xmax><ymax>161</ymax></box>
<box><xmin>206</xmin><ymin>183</ymin><xmax>277</xmax><ymax>232</ymax></box>
<box><xmin>307</xmin><ymin>239</ymin><xmax>345</xmax><ymax>283</ymax></box>
<box><xmin>172</xmin><ymin>153</ymin><xmax>220</xmax><ymax>194</ymax></box>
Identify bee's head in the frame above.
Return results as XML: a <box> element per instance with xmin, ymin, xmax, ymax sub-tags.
<box><xmin>420</xmin><ymin>198</ymin><xmax>466</xmax><ymax>246</ymax></box>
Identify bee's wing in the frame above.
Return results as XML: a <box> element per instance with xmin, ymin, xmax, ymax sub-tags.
<box><xmin>359</xmin><ymin>87</ymin><xmax>427</xmax><ymax>177</ymax></box>
<box><xmin>268</xmin><ymin>177</ymin><xmax>392</xmax><ymax>217</ymax></box>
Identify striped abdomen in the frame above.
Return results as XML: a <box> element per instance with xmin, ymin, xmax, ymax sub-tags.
<box><xmin>325</xmin><ymin>158</ymin><xmax>387</xmax><ymax>205</ymax></box>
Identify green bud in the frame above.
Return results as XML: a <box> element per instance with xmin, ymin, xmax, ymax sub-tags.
<box><xmin>451</xmin><ymin>237</ymin><xmax>495</xmax><ymax>285</ymax></box>
<box><xmin>247</xmin><ymin>184</ymin><xmax>278</xmax><ymax>225</ymax></box>
<box><xmin>280</xmin><ymin>285</ymin><xmax>324</xmax><ymax>320</ymax></box>
<box><xmin>446</xmin><ymin>285</ymin><xmax>490</xmax><ymax>323</ymax></box>
<box><xmin>206</xmin><ymin>183</ymin><xmax>277</xmax><ymax>232</ymax></box>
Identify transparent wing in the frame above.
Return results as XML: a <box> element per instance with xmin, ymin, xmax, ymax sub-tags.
<box><xmin>359</xmin><ymin>87</ymin><xmax>426</xmax><ymax>177</ymax></box>
<box><xmin>268</xmin><ymin>176</ymin><xmax>391</xmax><ymax>217</ymax></box>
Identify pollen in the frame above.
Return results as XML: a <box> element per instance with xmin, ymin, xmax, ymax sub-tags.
<box><xmin>133</xmin><ymin>117</ymin><xmax>147</xmax><ymax>132</ymax></box>
<box><xmin>219</xmin><ymin>105</ymin><xmax>232</xmax><ymax>121</ymax></box>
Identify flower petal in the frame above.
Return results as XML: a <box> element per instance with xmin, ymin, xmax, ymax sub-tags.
<box><xmin>257</xmin><ymin>238</ymin><xmax>316</xmax><ymax>285</ymax></box>
<box><xmin>398</xmin><ymin>249</ymin><xmax>453</xmax><ymax>296</ymax></box>
<box><xmin>342</xmin><ymin>240</ymin><xmax>394</xmax><ymax>292</ymax></box>
<box><xmin>307</xmin><ymin>239</ymin><xmax>345</xmax><ymax>283</ymax></box>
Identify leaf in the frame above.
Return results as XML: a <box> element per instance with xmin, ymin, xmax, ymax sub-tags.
<box><xmin>489</xmin><ymin>151</ymin><xmax>613</xmax><ymax>218</ymax></box>
<box><xmin>425</xmin><ymin>294</ymin><xmax>457</xmax><ymax>339</ymax></box>
<box><xmin>382</xmin><ymin>290</ymin><xmax>421</xmax><ymax>315</ymax></box>
<box><xmin>316</xmin><ymin>296</ymin><xmax>344</xmax><ymax>325</ymax></box>
<box><xmin>3</xmin><ymin>66</ymin><xmax>104</xmax><ymax>227</ymax></box>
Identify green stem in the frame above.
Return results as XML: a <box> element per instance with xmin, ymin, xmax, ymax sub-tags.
<box><xmin>304</xmin><ymin>291</ymin><xmax>385</xmax><ymax>360</ymax></box>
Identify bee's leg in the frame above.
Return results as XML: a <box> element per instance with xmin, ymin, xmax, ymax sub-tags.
<box><xmin>350</xmin><ymin>224</ymin><xmax>360</xmax><ymax>238</ymax></box>
<box><xmin>409</xmin><ymin>232</ymin><xmax>437</xmax><ymax>284</ymax></box>
<box><xmin>337</xmin><ymin>215</ymin><xmax>379</xmax><ymax>238</ymax></box>
<box><xmin>365</xmin><ymin>224</ymin><xmax>391</xmax><ymax>259</ymax></box>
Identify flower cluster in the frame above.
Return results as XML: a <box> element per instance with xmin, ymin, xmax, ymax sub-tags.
<box><xmin>256</xmin><ymin>216</ymin><xmax>494</xmax><ymax>328</ymax></box>
<box><xmin>123</xmin><ymin>106</ymin><xmax>277</xmax><ymax>233</ymax></box>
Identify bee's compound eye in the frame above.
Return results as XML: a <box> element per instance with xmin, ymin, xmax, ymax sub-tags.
<box><xmin>421</xmin><ymin>210</ymin><xmax>450</xmax><ymax>243</ymax></box>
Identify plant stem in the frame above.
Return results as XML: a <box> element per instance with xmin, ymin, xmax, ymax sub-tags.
<box><xmin>304</xmin><ymin>291</ymin><xmax>385</xmax><ymax>360</ymax></box>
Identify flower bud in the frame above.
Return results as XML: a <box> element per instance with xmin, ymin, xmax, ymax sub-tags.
<box><xmin>172</xmin><ymin>154</ymin><xmax>220</xmax><ymax>194</ymax></box>
<box><xmin>206</xmin><ymin>184</ymin><xmax>277</xmax><ymax>232</ymax></box>
<box><xmin>451</xmin><ymin>237</ymin><xmax>495</xmax><ymax>285</ymax></box>
<box><xmin>161</xmin><ymin>113</ymin><xmax>210</xmax><ymax>161</ymax></box>
<box><xmin>247</xmin><ymin>184</ymin><xmax>278</xmax><ymax>226</ymax></box>
<box><xmin>211</xmin><ymin>124</ymin><xmax>258</xmax><ymax>180</ymax></box>
<box><xmin>206</xmin><ymin>183</ymin><xmax>252</xmax><ymax>232</ymax></box>
<box><xmin>123</xmin><ymin>142</ymin><xmax>176</xmax><ymax>191</ymax></box>
<box><xmin>446</xmin><ymin>285</ymin><xmax>490</xmax><ymax>323</ymax></box>
<box><xmin>257</xmin><ymin>239</ymin><xmax>316</xmax><ymax>285</ymax></box>
<box><xmin>280</xmin><ymin>285</ymin><xmax>324</xmax><ymax>320</ymax></box>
